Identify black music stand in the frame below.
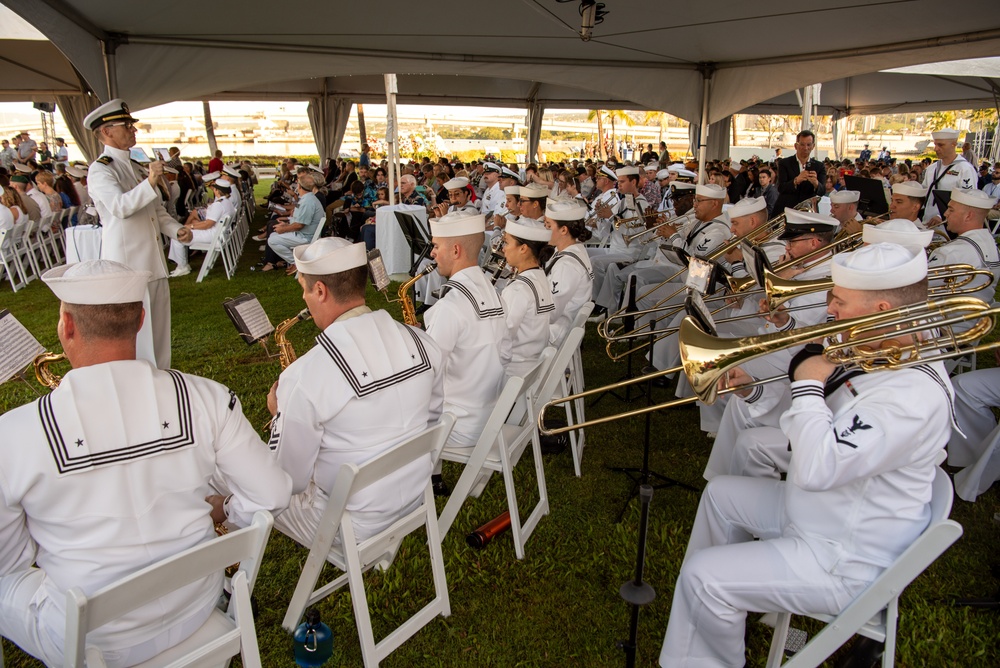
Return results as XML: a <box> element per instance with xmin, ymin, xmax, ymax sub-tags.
<box><xmin>394</xmin><ymin>211</ymin><xmax>432</xmax><ymax>277</ymax></box>
<box><xmin>844</xmin><ymin>176</ymin><xmax>889</xmax><ymax>217</ymax></box>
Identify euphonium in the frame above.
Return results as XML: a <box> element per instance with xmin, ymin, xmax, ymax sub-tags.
<box><xmin>399</xmin><ymin>262</ymin><xmax>438</xmax><ymax>326</ymax></box>
<box><xmin>274</xmin><ymin>308</ymin><xmax>312</xmax><ymax>369</ymax></box>
<box><xmin>33</xmin><ymin>351</ymin><xmax>67</xmax><ymax>389</ymax></box>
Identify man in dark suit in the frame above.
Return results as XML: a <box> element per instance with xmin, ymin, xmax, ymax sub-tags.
<box><xmin>775</xmin><ymin>130</ymin><xmax>825</xmax><ymax>212</ymax></box>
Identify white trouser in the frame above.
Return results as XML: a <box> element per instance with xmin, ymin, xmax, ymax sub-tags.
<box><xmin>659</xmin><ymin>476</ymin><xmax>869</xmax><ymax>668</ymax></box>
<box><xmin>588</xmin><ymin>250</ymin><xmax>638</xmax><ymax>303</ymax></box>
<box><xmin>596</xmin><ymin>262</ymin><xmax>666</xmax><ymax>312</ymax></box>
<box><xmin>414</xmin><ymin>257</ymin><xmax>446</xmax><ymax>306</ymax></box>
<box><xmin>949</xmin><ymin>368</ymin><xmax>1000</xmax><ymax>501</ymax></box>
<box><xmin>267</xmin><ymin>230</ymin><xmax>310</xmax><ymax>265</ymax></box>
<box><xmin>0</xmin><ymin>568</ymin><xmax>214</xmax><ymax>668</ymax></box>
<box><xmin>148</xmin><ymin>277</ymin><xmax>171</xmax><ymax>370</ymax></box>
<box><xmin>167</xmin><ymin>228</ymin><xmax>214</xmax><ymax>269</ymax></box>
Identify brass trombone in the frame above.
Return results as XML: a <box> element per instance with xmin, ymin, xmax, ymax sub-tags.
<box><xmin>539</xmin><ymin>295</ymin><xmax>1000</xmax><ymax>435</ymax></box>
<box><xmin>622</xmin><ymin>212</ymin><xmax>694</xmax><ymax>245</ymax></box>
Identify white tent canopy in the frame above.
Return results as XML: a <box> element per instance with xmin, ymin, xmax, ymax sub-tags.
<box><xmin>3</xmin><ymin>1</ymin><xmax>999</xmax><ymax>164</ymax></box>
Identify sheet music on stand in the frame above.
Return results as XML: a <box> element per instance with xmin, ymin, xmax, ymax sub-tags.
<box><xmin>222</xmin><ymin>294</ymin><xmax>275</xmax><ymax>345</ymax></box>
<box><xmin>367</xmin><ymin>249</ymin><xmax>392</xmax><ymax>292</ymax></box>
<box><xmin>0</xmin><ymin>309</ymin><xmax>46</xmax><ymax>385</ymax></box>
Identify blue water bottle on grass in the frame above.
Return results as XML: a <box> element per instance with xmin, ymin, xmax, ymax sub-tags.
<box><xmin>293</xmin><ymin>608</ymin><xmax>333</xmax><ymax>667</ymax></box>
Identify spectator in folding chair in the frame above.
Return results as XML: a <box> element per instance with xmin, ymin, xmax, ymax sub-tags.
<box><xmin>263</xmin><ymin>237</ymin><xmax>445</xmax><ymax>545</ymax></box>
<box><xmin>167</xmin><ymin>177</ymin><xmax>237</xmax><ymax>278</ymax></box>
<box><xmin>8</xmin><ymin>174</ymin><xmax>44</xmax><ymax>221</ymax></box>
<box><xmin>263</xmin><ymin>172</ymin><xmax>325</xmax><ymax>275</ymax></box>
<box><xmin>659</xmin><ymin>243</ymin><xmax>955</xmax><ymax>667</ymax></box>
<box><xmin>0</xmin><ymin>260</ymin><xmax>291</xmax><ymax>667</ymax></box>
<box><xmin>424</xmin><ymin>210</ymin><xmax>512</xmax><ymax>496</ymax></box>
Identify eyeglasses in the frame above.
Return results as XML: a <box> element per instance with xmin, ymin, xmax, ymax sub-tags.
<box><xmin>107</xmin><ymin>122</ymin><xmax>136</xmax><ymax>130</ymax></box>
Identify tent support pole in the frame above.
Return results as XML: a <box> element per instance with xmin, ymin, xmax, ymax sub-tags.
<box><xmin>102</xmin><ymin>35</ymin><xmax>125</xmax><ymax>100</ymax></box>
<box><xmin>697</xmin><ymin>63</ymin><xmax>715</xmax><ymax>184</ymax></box>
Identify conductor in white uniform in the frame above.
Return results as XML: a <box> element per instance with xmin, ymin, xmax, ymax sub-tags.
<box><xmin>85</xmin><ymin>99</ymin><xmax>193</xmax><ymax>370</ymax></box>
<box><xmin>659</xmin><ymin>243</ymin><xmax>954</xmax><ymax>667</ymax></box>
<box><xmin>266</xmin><ymin>237</ymin><xmax>446</xmax><ymax>544</ymax></box>
<box><xmin>0</xmin><ymin>260</ymin><xmax>291</xmax><ymax>667</ymax></box>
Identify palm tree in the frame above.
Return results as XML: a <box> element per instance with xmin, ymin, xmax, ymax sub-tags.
<box><xmin>926</xmin><ymin>111</ymin><xmax>958</xmax><ymax>132</ymax></box>
<box><xmin>605</xmin><ymin>110</ymin><xmax>635</xmax><ymax>160</ymax></box>
<box><xmin>587</xmin><ymin>109</ymin><xmax>607</xmax><ymax>160</ymax></box>
<box><xmin>642</xmin><ymin>111</ymin><xmax>669</xmax><ymax>144</ymax></box>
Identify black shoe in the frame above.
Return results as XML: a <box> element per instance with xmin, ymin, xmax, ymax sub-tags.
<box><xmin>650</xmin><ymin>374</ymin><xmax>674</xmax><ymax>389</ymax></box>
<box><xmin>432</xmin><ymin>474</ymin><xmax>451</xmax><ymax>497</ymax></box>
<box><xmin>539</xmin><ymin>433</ymin><xmax>568</xmax><ymax>455</ymax></box>
<box><xmin>834</xmin><ymin>636</ymin><xmax>884</xmax><ymax>668</ymax></box>
<box><xmin>415</xmin><ymin>303</ymin><xmax>431</xmax><ymax>315</ymax></box>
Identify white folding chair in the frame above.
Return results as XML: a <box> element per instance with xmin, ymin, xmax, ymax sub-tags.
<box><xmin>220</xmin><ymin>216</ymin><xmax>241</xmax><ymax>279</ymax></box>
<box><xmin>192</xmin><ymin>215</ymin><xmax>232</xmax><ymax>283</ymax></box>
<box><xmin>437</xmin><ymin>345</ymin><xmax>561</xmax><ymax>559</ymax></box>
<box><xmin>764</xmin><ymin>467</ymin><xmax>963</xmax><ymax>668</ymax></box>
<box><xmin>11</xmin><ymin>219</ymin><xmax>39</xmax><ymax>282</ymax></box>
<box><xmin>64</xmin><ymin>511</ymin><xmax>274</xmax><ymax>668</ymax></box>
<box><xmin>0</xmin><ymin>228</ymin><xmax>29</xmax><ymax>292</ymax></box>
<box><xmin>564</xmin><ymin>302</ymin><xmax>594</xmax><ymax>476</ymax></box>
<box><xmin>282</xmin><ymin>415</ymin><xmax>456</xmax><ymax>668</ymax></box>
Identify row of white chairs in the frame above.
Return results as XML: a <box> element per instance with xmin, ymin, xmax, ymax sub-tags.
<box><xmin>0</xmin><ymin>209</ymin><xmax>76</xmax><ymax>291</ymax></box>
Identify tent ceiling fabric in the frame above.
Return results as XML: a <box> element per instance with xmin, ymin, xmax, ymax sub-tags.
<box><xmin>3</xmin><ymin>0</ymin><xmax>1000</xmax><ymax>123</ymax></box>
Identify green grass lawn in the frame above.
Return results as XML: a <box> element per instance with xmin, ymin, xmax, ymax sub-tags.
<box><xmin>2</xmin><ymin>182</ymin><xmax>998</xmax><ymax>667</ymax></box>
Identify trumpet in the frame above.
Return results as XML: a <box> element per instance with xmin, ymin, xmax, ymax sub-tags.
<box><xmin>539</xmin><ymin>295</ymin><xmax>1000</xmax><ymax>435</ymax></box>
<box><xmin>622</xmin><ymin>212</ymin><xmax>694</xmax><ymax>246</ymax></box>
<box><xmin>613</xmin><ymin>210</ymin><xmax>664</xmax><ymax>230</ymax></box>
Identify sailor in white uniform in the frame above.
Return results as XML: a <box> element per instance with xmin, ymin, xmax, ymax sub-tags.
<box><xmin>584</xmin><ymin>165</ymin><xmax>620</xmax><ymax>244</ymax></box>
<box><xmin>265</xmin><ymin>238</ymin><xmax>444</xmax><ymax>545</ymax></box>
<box><xmin>694</xmin><ymin>210</ymin><xmax>839</xmax><ymax>435</ymax></box>
<box><xmin>660</xmin><ymin>243</ymin><xmax>954</xmax><ymax>667</ymax></box>
<box><xmin>707</xmin><ymin>220</ymin><xmax>934</xmax><ymax>481</ymax></box>
<box><xmin>85</xmin><ymin>99</ymin><xmax>193</xmax><ymax>370</ymax></box>
<box><xmin>425</xmin><ymin>211</ymin><xmax>512</xmax><ymax>491</ymax></box>
<box><xmin>921</xmin><ymin>128</ymin><xmax>978</xmax><ymax>228</ymax></box>
<box><xmin>167</xmin><ymin>177</ymin><xmax>236</xmax><ymax>277</ymax></box>
<box><xmin>221</xmin><ymin>165</ymin><xmax>243</xmax><ymax>214</ymax></box>
<box><xmin>420</xmin><ymin>176</ymin><xmax>483</xmax><ymax>306</ymax></box>
<box><xmin>827</xmin><ymin>189</ymin><xmax>865</xmax><ymax>234</ymax></box>
<box><xmin>588</xmin><ymin>166</ymin><xmax>650</xmax><ymax>313</ymax></box>
<box><xmin>0</xmin><ymin>260</ymin><xmax>290</xmax><ymax>668</ymax></box>
<box><xmin>500</xmin><ymin>219</ymin><xmax>556</xmax><ymax>378</ymax></box>
<box><xmin>544</xmin><ymin>198</ymin><xmax>595</xmax><ymax>346</ymax></box>
<box><xmin>949</xmin><ymin>365</ymin><xmax>1000</xmax><ymax>501</ymax></box>
<box><xmin>927</xmin><ymin>188</ymin><xmax>1000</xmax><ymax>317</ymax></box>
<box><xmin>479</xmin><ymin>162</ymin><xmax>503</xmax><ymax>222</ymax></box>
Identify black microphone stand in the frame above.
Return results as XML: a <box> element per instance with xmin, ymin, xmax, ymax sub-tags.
<box><xmin>618</xmin><ymin>484</ymin><xmax>656</xmax><ymax>668</ymax></box>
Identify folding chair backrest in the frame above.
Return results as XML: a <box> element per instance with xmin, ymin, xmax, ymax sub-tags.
<box><xmin>323</xmin><ymin>416</ymin><xmax>456</xmax><ymax>531</ymax></box>
<box><xmin>64</xmin><ymin>511</ymin><xmax>274</xmax><ymax>667</ymax></box>
<box><xmin>571</xmin><ymin>301</ymin><xmax>595</xmax><ymax>330</ymax></box>
<box><xmin>533</xmin><ymin>327</ymin><xmax>585</xmax><ymax>414</ymax></box>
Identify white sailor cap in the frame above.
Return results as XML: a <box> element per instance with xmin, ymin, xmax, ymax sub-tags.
<box><xmin>676</xmin><ymin>168</ymin><xmax>698</xmax><ymax>180</ymax></box>
<box><xmin>644</xmin><ymin>162</ymin><xmax>660</xmax><ymax>172</ymax></box>
<box><xmin>545</xmin><ymin>198</ymin><xmax>588</xmax><ymax>221</ymax></box>
<box><xmin>616</xmin><ymin>166</ymin><xmax>639</xmax><ymax>177</ymax></box>
<box><xmin>695</xmin><ymin>183</ymin><xmax>726</xmax><ymax>199</ymax></box>
<box><xmin>778</xmin><ymin>208</ymin><xmax>839</xmax><ymax>240</ymax></box>
<box><xmin>672</xmin><ymin>182</ymin><xmax>697</xmax><ymax>191</ymax></box>
<box><xmin>293</xmin><ymin>237</ymin><xmax>367</xmax><ymax>275</ymax></box>
<box><xmin>163</xmin><ymin>166</ymin><xmax>179</xmax><ymax>175</ymax></box>
<box><xmin>430</xmin><ymin>210</ymin><xmax>486</xmax><ymax>237</ymax></box>
<box><xmin>519</xmin><ymin>183</ymin><xmax>550</xmax><ymax>199</ymax></box>
<box><xmin>863</xmin><ymin>218</ymin><xmax>933</xmax><ymax>249</ymax></box>
<box><xmin>13</xmin><ymin>163</ymin><xmax>31</xmax><ymax>173</ymax></box>
<box><xmin>656</xmin><ymin>169</ymin><xmax>672</xmax><ymax>180</ymax></box>
<box><xmin>65</xmin><ymin>165</ymin><xmax>86</xmax><ymax>178</ymax></box>
<box><xmin>202</xmin><ymin>171</ymin><xmax>221</xmax><ymax>183</ymax></box>
<box><xmin>727</xmin><ymin>196</ymin><xmax>766</xmax><ymax>219</ymax></box>
<box><xmin>931</xmin><ymin>128</ymin><xmax>960</xmax><ymax>140</ymax></box>
<box><xmin>506</xmin><ymin>218</ymin><xmax>551</xmax><ymax>242</ymax></box>
<box><xmin>951</xmin><ymin>189</ymin><xmax>998</xmax><ymax>210</ymax></box>
<box><xmin>213</xmin><ymin>177</ymin><xmax>232</xmax><ymax>188</ymax></box>
<box><xmin>500</xmin><ymin>166</ymin><xmax>520</xmax><ymax>181</ymax></box>
<box><xmin>832</xmin><ymin>242</ymin><xmax>927</xmax><ymax>290</ymax></box>
<box><xmin>503</xmin><ymin>185</ymin><xmax>521</xmax><ymax>196</ymax></box>
<box><xmin>443</xmin><ymin>176</ymin><xmax>470</xmax><ymax>191</ymax></box>
<box><xmin>483</xmin><ymin>161</ymin><xmax>501</xmax><ymax>173</ymax></box>
<box><xmin>42</xmin><ymin>260</ymin><xmax>151</xmax><ymax>304</ymax></box>
<box><xmin>223</xmin><ymin>165</ymin><xmax>241</xmax><ymax>178</ymax></box>
<box><xmin>82</xmin><ymin>98</ymin><xmax>138</xmax><ymax>131</ymax></box>
<box><xmin>829</xmin><ymin>190</ymin><xmax>860</xmax><ymax>204</ymax></box>
<box><xmin>892</xmin><ymin>181</ymin><xmax>927</xmax><ymax>198</ymax></box>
